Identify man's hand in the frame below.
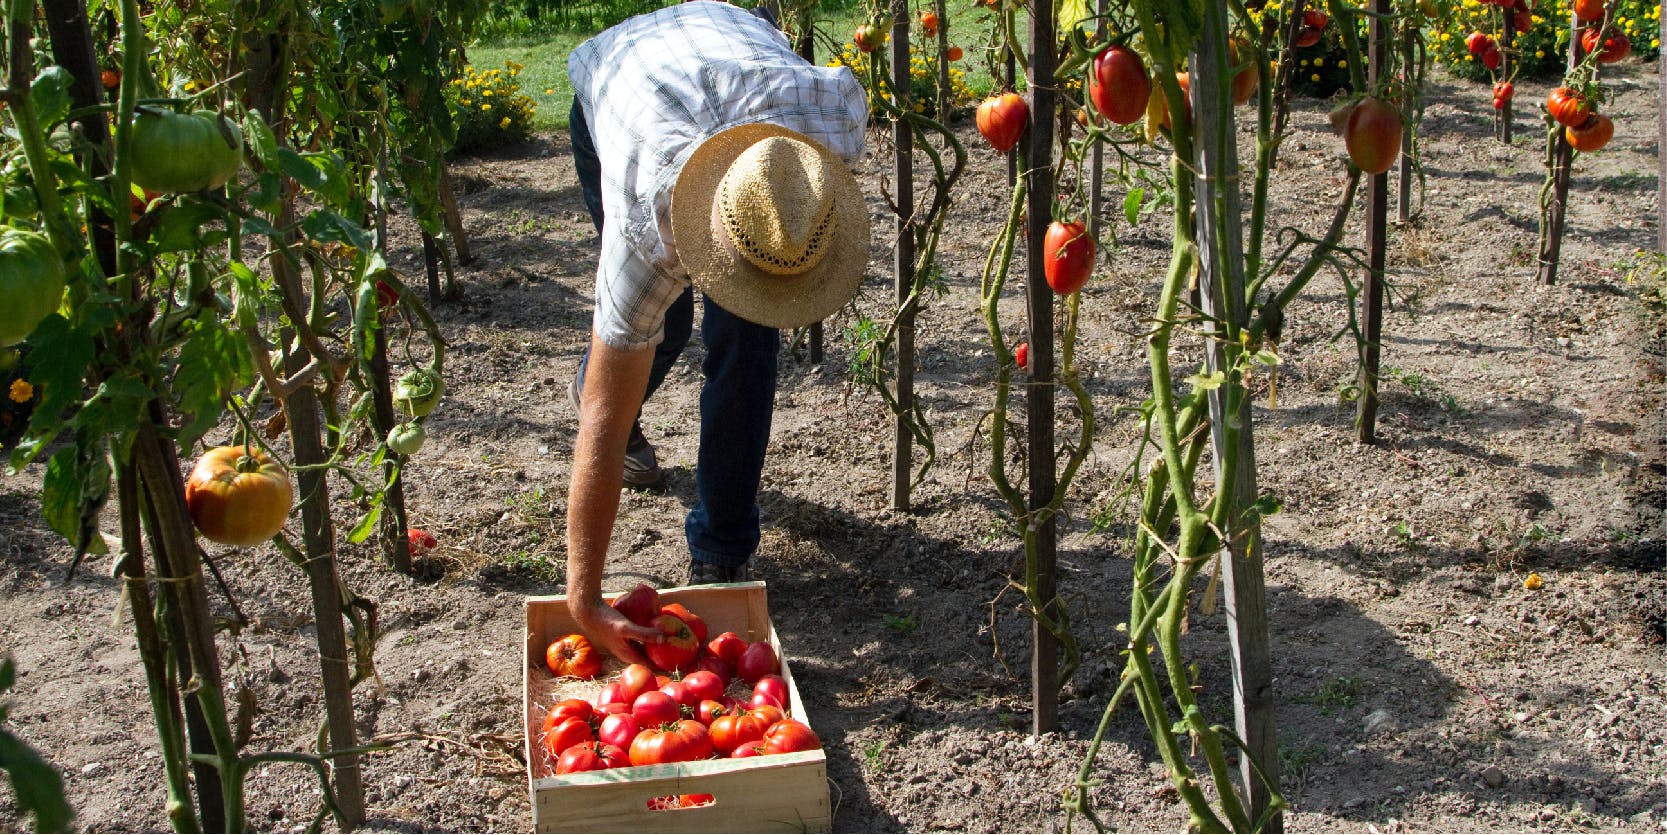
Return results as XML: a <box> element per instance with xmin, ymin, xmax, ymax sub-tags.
<box><xmin>572</xmin><ymin>598</ymin><xmax>662</xmax><ymax>667</ymax></box>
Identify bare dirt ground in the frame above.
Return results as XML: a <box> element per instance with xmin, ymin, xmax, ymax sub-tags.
<box><xmin>1</xmin><ymin>61</ymin><xmax>1664</xmax><ymax>834</ymax></box>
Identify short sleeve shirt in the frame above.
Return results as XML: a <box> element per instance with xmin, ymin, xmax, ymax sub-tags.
<box><xmin>567</xmin><ymin>2</ymin><xmax>869</xmax><ymax>350</ymax></box>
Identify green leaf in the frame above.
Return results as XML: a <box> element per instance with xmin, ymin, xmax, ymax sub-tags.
<box><xmin>243</xmin><ymin>110</ymin><xmax>280</xmax><ymax>171</ymax></box>
<box><xmin>277</xmin><ymin>150</ymin><xmax>352</xmax><ymax>209</ymax></box>
<box><xmin>10</xmin><ymin>315</ymin><xmax>94</xmax><ymax>470</ymax></box>
<box><xmin>1251</xmin><ymin>494</ymin><xmax>1283</xmax><ymax>518</ymax></box>
<box><xmin>40</xmin><ymin>447</ymin><xmax>82</xmax><ymax>543</ymax></box>
<box><xmin>1251</xmin><ymin>349</ymin><xmax>1281</xmax><ymax>367</ymax></box>
<box><xmin>28</xmin><ymin>67</ymin><xmax>73</xmax><ymax>129</ymax></box>
<box><xmin>0</xmin><ymin>727</ymin><xmax>74</xmax><ymax>833</ymax></box>
<box><xmin>149</xmin><ymin>203</ymin><xmax>232</xmax><ymax>253</ymax></box>
<box><xmin>173</xmin><ymin>321</ymin><xmax>253</xmax><ymax>451</ymax></box>
<box><xmin>1185</xmin><ymin>370</ymin><xmax>1226</xmax><ymax>393</ymax></box>
<box><xmin>300</xmin><ymin>210</ymin><xmax>371</xmax><ymax>252</ymax></box>
<box><xmin>1123</xmin><ymin>188</ymin><xmax>1145</xmax><ymax>228</ymax></box>
<box><xmin>76</xmin><ymin>374</ymin><xmax>151</xmax><ymax>459</ymax></box>
<box><xmin>347</xmin><ymin>505</ymin><xmax>382</xmax><ymax>544</ymax></box>
<box><xmin>1056</xmin><ymin>0</ymin><xmax>1091</xmax><ymax>33</ymax></box>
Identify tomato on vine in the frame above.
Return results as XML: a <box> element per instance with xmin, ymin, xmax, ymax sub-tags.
<box><xmin>1042</xmin><ymin>220</ymin><xmax>1094</xmax><ymax>295</ymax></box>
<box><xmin>1546</xmin><ymin>87</ymin><xmax>1593</xmax><ymax>128</ymax></box>
<box><xmin>976</xmin><ymin>92</ymin><xmax>1028</xmax><ymax>153</ymax></box>
<box><xmin>0</xmin><ymin>228</ymin><xmax>66</xmax><ymax>348</ymax></box>
<box><xmin>1581</xmin><ymin>25</ymin><xmax>1631</xmax><ymax>63</ymax></box>
<box><xmin>1087</xmin><ymin>46</ymin><xmax>1150</xmax><ymax>126</ymax></box>
<box><xmin>184</xmin><ymin>446</ymin><xmax>293</xmax><ymax>547</ymax></box>
<box><xmin>394</xmin><ymin>367</ymin><xmax>444</xmax><ymax>417</ymax></box>
<box><xmin>1566</xmin><ymin>114</ymin><xmax>1614</xmax><ymax>152</ymax></box>
<box><xmin>1342</xmin><ymin>97</ymin><xmax>1403</xmax><ymax>175</ymax></box>
<box><xmin>129</xmin><ymin>109</ymin><xmax>244</xmax><ymax>194</ymax></box>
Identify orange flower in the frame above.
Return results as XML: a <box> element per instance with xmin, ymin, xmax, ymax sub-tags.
<box><xmin>8</xmin><ymin>379</ymin><xmax>32</xmax><ymax>403</ymax></box>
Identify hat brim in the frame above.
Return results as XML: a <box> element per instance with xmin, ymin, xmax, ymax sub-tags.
<box><xmin>672</xmin><ymin>123</ymin><xmax>869</xmax><ymax>330</ymax></box>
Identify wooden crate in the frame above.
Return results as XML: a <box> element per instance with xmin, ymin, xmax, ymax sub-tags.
<box><xmin>523</xmin><ymin>582</ymin><xmax>830</xmax><ymax>833</ymax></box>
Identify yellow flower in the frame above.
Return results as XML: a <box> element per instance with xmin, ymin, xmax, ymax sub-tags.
<box><xmin>8</xmin><ymin>379</ymin><xmax>31</xmax><ymax>403</ymax></box>
<box><xmin>1536</xmin><ymin>50</ymin><xmax>1545</xmax><ymax>57</ymax></box>
<box><xmin>1310</xmin><ymin>73</ymin><xmax>1320</xmax><ymax>81</ymax></box>
<box><xmin>1314</xmin><ymin>57</ymin><xmax>1324</xmax><ymax>66</ymax></box>
<box><xmin>482</xmin><ymin>89</ymin><xmax>493</xmax><ymax>96</ymax></box>
<box><xmin>499</xmin><ymin>117</ymin><xmax>511</xmax><ymax>129</ymax></box>
<box><xmin>544</xmin><ymin>88</ymin><xmax>555</xmax><ymax>95</ymax></box>
<box><xmin>482</xmin><ymin>103</ymin><xmax>492</xmax><ymax>111</ymax></box>
<box><xmin>1338</xmin><ymin>59</ymin><xmax>1347</xmax><ymax>67</ymax></box>
<box><xmin>1524</xmin><ymin>573</ymin><xmax>1544</xmax><ymax>590</ymax></box>
<box><xmin>460</xmin><ymin>98</ymin><xmax>471</xmax><ymax>107</ymax></box>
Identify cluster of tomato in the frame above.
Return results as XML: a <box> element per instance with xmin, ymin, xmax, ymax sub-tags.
<box><xmin>540</xmin><ymin>585</ymin><xmax>823</xmax><ymax>780</ymax></box>
<box><xmin>1546</xmin><ymin>86</ymin><xmax>1614</xmax><ymax>153</ymax></box>
<box><xmin>1465</xmin><ymin>30</ymin><xmax>1506</xmax><ymax>72</ymax></box>
<box><xmin>1292</xmin><ymin>8</ymin><xmax>1329</xmax><ymax>49</ymax></box>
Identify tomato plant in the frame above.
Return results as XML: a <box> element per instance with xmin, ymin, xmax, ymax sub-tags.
<box><xmin>1042</xmin><ymin>220</ymin><xmax>1094</xmax><ymax>295</ymax></box>
<box><xmin>976</xmin><ymin>92</ymin><xmax>1028</xmax><ymax>153</ymax></box>
<box><xmin>546</xmin><ymin>633</ymin><xmax>604</xmax><ymax>679</ymax></box>
<box><xmin>1087</xmin><ymin>46</ymin><xmax>1150</xmax><ymax>126</ymax></box>
<box><xmin>184</xmin><ymin>446</ymin><xmax>294</xmax><ymax>547</ymax></box>
<box><xmin>1343</xmin><ymin>98</ymin><xmax>1403</xmax><ymax>175</ymax></box>
<box><xmin>128</xmin><ymin>109</ymin><xmax>243</xmax><ymax>194</ymax></box>
<box><xmin>628</xmin><ymin>720</ymin><xmax>712</xmax><ymax>766</ymax></box>
<box><xmin>0</xmin><ymin>228</ymin><xmax>66</xmax><ymax>347</ymax></box>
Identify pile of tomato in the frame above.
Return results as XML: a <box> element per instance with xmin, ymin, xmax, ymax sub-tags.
<box><xmin>538</xmin><ymin>584</ymin><xmax>823</xmax><ymax>788</ymax></box>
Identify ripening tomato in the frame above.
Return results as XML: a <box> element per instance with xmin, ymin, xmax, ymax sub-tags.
<box><xmin>709</xmin><ymin>712</ymin><xmax>767</xmax><ymax>755</ymax></box>
<box><xmin>1572</xmin><ymin>0</ymin><xmax>1605</xmax><ymax>21</ymax></box>
<box><xmin>555</xmin><ymin>741</ymin><xmax>629</xmax><ymax>774</ymax></box>
<box><xmin>616</xmin><ymin>663</ymin><xmax>658</xmax><ymax>703</ymax></box>
<box><xmin>853</xmin><ymin>23</ymin><xmax>885</xmax><ymax>53</ymax></box>
<box><xmin>100</xmin><ymin>68</ymin><xmax>120</xmax><ymax>90</ymax></box>
<box><xmin>659</xmin><ymin>602</ymin><xmax>709</xmax><ymax>644</ymax></box>
<box><xmin>629</xmin><ymin>719</ymin><xmax>713</xmax><ymax>766</ymax></box>
<box><xmin>1480</xmin><ymin>46</ymin><xmax>1502</xmax><ymax>71</ymax></box>
<box><xmin>1546</xmin><ymin>87</ymin><xmax>1593</xmax><ymax>128</ymax></box>
<box><xmin>1343</xmin><ymin>97</ymin><xmax>1403</xmax><ymax>175</ymax></box>
<box><xmin>597</xmin><ymin>712</ymin><xmax>640</xmax><ymax>750</ymax></box>
<box><xmin>541</xmin><ymin>698</ymin><xmax>594</xmax><ymax>738</ymax></box>
<box><xmin>1303</xmin><ymin>8</ymin><xmax>1329</xmax><ymax>29</ymax></box>
<box><xmin>1087</xmin><ymin>46</ymin><xmax>1151</xmax><ymax>126</ymax></box>
<box><xmin>919</xmin><ymin>9</ymin><xmax>938</xmax><ymax>35</ymax></box>
<box><xmin>706</xmin><ymin>631</ymin><xmax>747</xmax><ymax>665</ymax></box>
<box><xmin>542</xmin><ymin>716</ymin><xmax>594</xmax><ymax>762</ymax></box>
<box><xmin>761</xmin><ymin>719</ymin><xmax>823</xmax><ymax>755</ymax></box>
<box><xmin>1565</xmin><ymin>113</ymin><xmax>1614</xmax><ymax>152</ymax></box>
<box><xmin>1042</xmin><ymin>220</ymin><xmax>1094</xmax><ymax>295</ymax></box>
<box><xmin>1582</xmin><ymin>25</ymin><xmax>1631</xmax><ymax>62</ymax></box>
<box><xmin>736</xmin><ymin>641</ymin><xmax>780</xmax><ymax>683</ymax></box>
<box><xmin>976</xmin><ymin>92</ymin><xmax>1028</xmax><ymax>153</ymax></box>
<box><xmin>185</xmin><ymin>446</ymin><xmax>293</xmax><ymax>547</ymax></box>
<box><xmin>946</xmin><ymin>45</ymin><xmax>963</xmax><ymax>61</ymax></box>
<box><xmin>1465</xmin><ymin>31</ymin><xmax>1495</xmax><ymax>56</ymax></box>
<box><xmin>1228</xmin><ymin>40</ymin><xmax>1258</xmax><ymax>106</ymax></box>
<box><xmin>632</xmin><ymin>690</ymin><xmax>682</xmax><ymax>727</ymax></box>
<box><xmin>610</xmin><ymin>583</ymin><xmax>660</xmax><ymax>626</ymax></box>
<box><xmin>1294</xmin><ymin>26</ymin><xmax>1322</xmax><ymax>48</ymax></box>
<box><xmin>546</xmin><ymin>633</ymin><xmax>604</xmax><ymax>679</ymax></box>
<box><xmin>1493</xmin><ymin>81</ymin><xmax>1514</xmax><ymax>103</ymax></box>
<box><xmin>644</xmin><ymin>614</ymin><xmax>700</xmax><ymax>673</ymax></box>
<box><xmin>681</xmin><ymin>670</ymin><xmax>726</xmax><ymax>704</ymax></box>
<box><xmin>1014</xmin><ymin>341</ymin><xmax>1029</xmax><ymax>370</ymax></box>
<box><xmin>753</xmin><ymin>675</ymin><xmax>790</xmax><ymax>711</ymax></box>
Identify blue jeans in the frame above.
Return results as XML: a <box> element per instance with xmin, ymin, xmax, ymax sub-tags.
<box><xmin>570</xmin><ymin>99</ymin><xmax>778</xmax><ymax>570</ymax></box>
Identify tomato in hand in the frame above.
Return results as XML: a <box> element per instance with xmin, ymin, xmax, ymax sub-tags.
<box><xmin>660</xmin><ymin>602</ymin><xmax>709</xmax><ymax>644</ymax></box>
<box><xmin>1546</xmin><ymin>87</ymin><xmax>1593</xmax><ymax>128</ymax></box>
<box><xmin>1087</xmin><ymin>46</ymin><xmax>1150</xmax><ymax>126</ymax></box>
<box><xmin>1565</xmin><ymin>114</ymin><xmax>1614</xmax><ymax>152</ymax></box>
<box><xmin>762</xmin><ymin>719</ymin><xmax>822</xmax><ymax>755</ymax></box>
<box><xmin>629</xmin><ymin>719</ymin><xmax>713</xmax><ymax>766</ymax></box>
<box><xmin>555</xmin><ymin>741</ymin><xmax>629</xmax><ymax>774</ymax></box>
<box><xmin>977</xmin><ymin>92</ymin><xmax>1028</xmax><ymax>153</ymax></box>
<box><xmin>736</xmin><ymin>641</ymin><xmax>779</xmax><ymax>683</ymax></box>
<box><xmin>1042</xmin><ymin>220</ymin><xmax>1094</xmax><ymax>295</ymax></box>
<box><xmin>644</xmin><ymin>614</ymin><xmax>700</xmax><ymax>673</ymax></box>
<box><xmin>185</xmin><ymin>446</ymin><xmax>293</xmax><ymax>547</ymax></box>
<box><xmin>610</xmin><ymin>584</ymin><xmax>661</xmax><ymax>626</ymax></box>
<box><xmin>1343</xmin><ymin>97</ymin><xmax>1403</xmax><ymax>175</ymax></box>
<box><xmin>546</xmin><ymin>633</ymin><xmax>604</xmax><ymax>679</ymax></box>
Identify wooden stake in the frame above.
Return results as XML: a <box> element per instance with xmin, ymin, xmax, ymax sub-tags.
<box><xmin>1538</xmin><ymin>9</ymin><xmax>1584</xmax><ymax>285</ymax></box>
<box><xmin>1025</xmin><ymin>0</ymin><xmax>1059</xmax><ymax>737</ymax></box>
<box><xmin>1357</xmin><ymin>0</ymin><xmax>1391</xmax><ymax>445</ymax></box>
<box><xmin>1397</xmin><ymin>21</ymin><xmax>1416</xmax><ymax>222</ymax></box>
<box><xmin>891</xmin><ymin>0</ymin><xmax>916</xmax><ymax>512</ymax></box>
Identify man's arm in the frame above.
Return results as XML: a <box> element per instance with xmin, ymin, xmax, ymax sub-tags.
<box><xmin>566</xmin><ymin>334</ymin><xmax>663</xmax><ymax>664</ymax></box>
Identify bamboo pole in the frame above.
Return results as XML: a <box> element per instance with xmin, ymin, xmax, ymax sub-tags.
<box><xmin>1025</xmin><ymin>0</ymin><xmax>1059</xmax><ymax>736</ymax></box>
<box><xmin>370</xmin><ymin>171</ymin><xmax>412</xmax><ymax>574</ymax></box>
<box><xmin>1397</xmin><ymin>20</ymin><xmax>1416</xmax><ymax>221</ymax></box>
<box><xmin>890</xmin><ymin>0</ymin><xmax>916</xmax><ymax>512</ymax></box>
<box><xmin>1537</xmin><ymin>9</ymin><xmax>1583</xmax><ymax>285</ymax></box>
<box><xmin>1356</xmin><ymin>0</ymin><xmax>1391</xmax><ymax>445</ymax></box>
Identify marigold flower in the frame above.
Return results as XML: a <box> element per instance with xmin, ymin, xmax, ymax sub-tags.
<box><xmin>8</xmin><ymin>379</ymin><xmax>32</xmax><ymax>403</ymax></box>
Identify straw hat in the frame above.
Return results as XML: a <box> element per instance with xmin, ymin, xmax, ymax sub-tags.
<box><xmin>672</xmin><ymin>123</ymin><xmax>868</xmax><ymax>329</ymax></box>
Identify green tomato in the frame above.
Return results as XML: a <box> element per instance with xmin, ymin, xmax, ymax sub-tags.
<box><xmin>0</xmin><ymin>228</ymin><xmax>66</xmax><ymax>347</ymax></box>
<box><xmin>129</xmin><ymin>109</ymin><xmax>244</xmax><ymax>194</ymax></box>
<box><xmin>394</xmin><ymin>368</ymin><xmax>444</xmax><ymax>417</ymax></box>
<box><xmin>386</xmin><ymin>421</ymin><xmax>426</xmax><ymax>455</ymax></box>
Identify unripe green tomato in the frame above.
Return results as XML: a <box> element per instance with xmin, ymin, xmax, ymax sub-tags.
<box><xmin>0</xmin><ymin>228</ymin><xmax>66</xmax><ymax>347</ymax></box>
<box><xmin>129</xmin><ymin>109</ymin><xmax>244</xmax><ymax>193</ymax></box>
<box><xmin>394</xmin><ymin>368</ymin><xmax>444</xmax><ymax>417</ymax></box>
<box><xmin>386</xmin><ymin>421</ymin><xmax>426</xmax><ymax>455</ymax></box>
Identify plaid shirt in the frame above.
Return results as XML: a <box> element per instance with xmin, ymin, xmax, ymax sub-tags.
<box><xmin>568</xmin><ymin>1</ymin><xmax>869</xmax><ymax>350</ymax></box>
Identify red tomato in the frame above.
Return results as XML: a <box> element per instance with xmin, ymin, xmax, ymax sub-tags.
<box><xmin>853</xmin><ymin>23</ymin><xmax>884</xmax><ymax>53</ymax></box>
<box><xmin>680</xmin><ymin>794</ymin><xmax>715</xmax><ymax>808</ymax></box>
<box><xmin>100</xmin><ymin>68</ymin><xmax>120</xmax><ymax>90</ymax></box>
<box><xmin>616</xmin><ymin>663</ymin><xmax>657</xmax><ymax>703</ymax></box>
<box><xmin>696</xmin><ymin>698</ymin><xmax>729</xmax><ymax>725</ymax></box>
<box><xmin>709</xmin><ymin>712</ymin><xmax>767</xmax><ymax>755</ymax></box>
<box><xmin>1343</xmin><ymin>97</ymin><xmax>1403</xmax><ymax>175</ymax></box>
<box><xmin>632</xmin><ymin>690</ymin><xmax>681</xmax><ymax>727</ymax></box>
<box><xmin>1014</xmin><ymin>341</ymin><xmax>1029</xmax><ymax>370</ymax></box>
<box><xmin>1572</xmin><ymin>0</ymin><xmax>1604</xmax><ymax>21</ymax></box>
<box><xmin>1294</xmin><ymin>26</ymin><xmax>1322</xmax><ymax>48</ymax></box>
<box><xmin>729</xmin><ymin>742</ymin><xmax>765</xmax><ymax>758</ymax></box>
<box><xmin>1546</xmin><ymin>87</ymin><xmax>1593</xmax><ymax>128</ymax></box>
<box><xmin>752</xmin><ymin>674</ymin><xmax>790</xmax><ymax>711</ymax></box>
<box><xmin>1511</xmin><ymin>8</ymin><xmax>1531</xmax><ymax>31</ymax></box>
<box><xmin>598</xmin><ymin>681</ymin><xmax>628</xmax><ymax>706</ymax></box>
<box><xmin>645</xmin><ymin>614</ymin><xmax>700</xmax><ymax>673</ymax></box>
<box><xmin>1042</xmin><ymin>220</ymin><xmax>1094</xmax><ymax>295</ymax></box>
<box><xmin>596</xmin><ymin>701</ymin><xmax>631</xmax><ymax>716</ymax></box>
<box><xmin>1565</xmin><ymin>114</ymin><xmax>1614</xmax><ymax>152</ymax></box>
<box><xmin>946</xmin><ymin>45</ymin><xmax>963</xmax><ymax>61</ymax></box>
<box><xmin>736</xmin><ymin>641</ymin><xmax>780</xmax><ymax>683</ymax></box>
<box><xmin>762</xmin><ymin>719</ymin><xmax>822</xmax><ymax>754</ymax></box>
<box><xmin>546</xmin><ymin>633</ymin><xmax>604</xmax><ymax>679</ymax></box>
<box><xmin>660</xmin><ymin>680</ymin><xmax>698</xmax><ymax>709</ymax></box>
<box><xmin>692</xmin><ymin>651</ymin><xmax>734</xmax><ymax>684</ymax></box>
<box><xmin>1582</xmin><ymin>25</ymin><xmax>1632</xmax><ymax>62</ymax></box>
<box><xmin>706</xmin><ymin>631</ymin><xmax>748</xmax><ymax>665</ymax></box>
<box><xmin>407</xmin><ymin>528</ymin><xmax>437</xmax><ymax>556</ymax></box>
<box><xmin>1228</xmin><ymin>40</ymin><xmax>1258</xmax><ymax>106</ymax></box>
<box><xmin>1492</xmin><ymin>81</ymin><xmax>1514</xmax><ymax>104</ymax></box>
<box><xmin>1087</xmin><ymin>46</ymin><xmax>1151</xmax><ymax>126</ymax></box>
<box><xmin>610</xmin><ymin>584</ymin><xmax>660</xmax><ymax>626</ymax></box>
<box><xmin>597</xmin><ymin>712</ymin><xmax>640</xmax><ymax>750</ymax></box>
<box><xmin>542</xmin><ymin>716</ymin><xmax>594</xmax><ymax>762</ymax></box>
<box><xmin>541</xmin><ymin>698</ymin><xmax>594</xmax><ymax>738</ymax></box>
<box><xmin>746</xmin><ymin>704</ymin><xmax>786</xmax><ymax>728</ymax></box>
<box><xmin>184</xmin><ymin>446</ymin><xmax>294</xmax><ymax>547</ymax></box>
<box><xmin>629</xmin><ymin>719</ymin><xmax>713</xmax><ymax>766</ymax></box>
<box><xmin>976</xmin><ymin>92</ymin><xmax>1028</xmax><ymax>153</ymax></box>
<box><xmin>919</xmin><ymin>9</ymin><xmax>938</xmax><ymax>35</ymax></box>
<box><xmin>1302</xmin><ymin>8</ymin><xmax>1328</xmax><ymax>29</ymax></box>
<box><xmin>1480</xmin><ymin>46</ymin><xmax>1502</xmax><ymax>70</ymax></box>
<box><xmin>660</xmin><ymin>602</ymin><xmax>709</xmax><ymax>644</ymax></box>
<box><xmin>681</xmin><ymin>670</ymin><xmax>725</xmax><ymax>704</ymax></box>
<box><xmin>555</xmin><ymin>741</ymin><xmax>629</xmax><ymax>774</ymax></box>
<box><xmin>1465</xmin><ymin>31</ymin><xmax>1495</xmax><ymax>55</ymax></box>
